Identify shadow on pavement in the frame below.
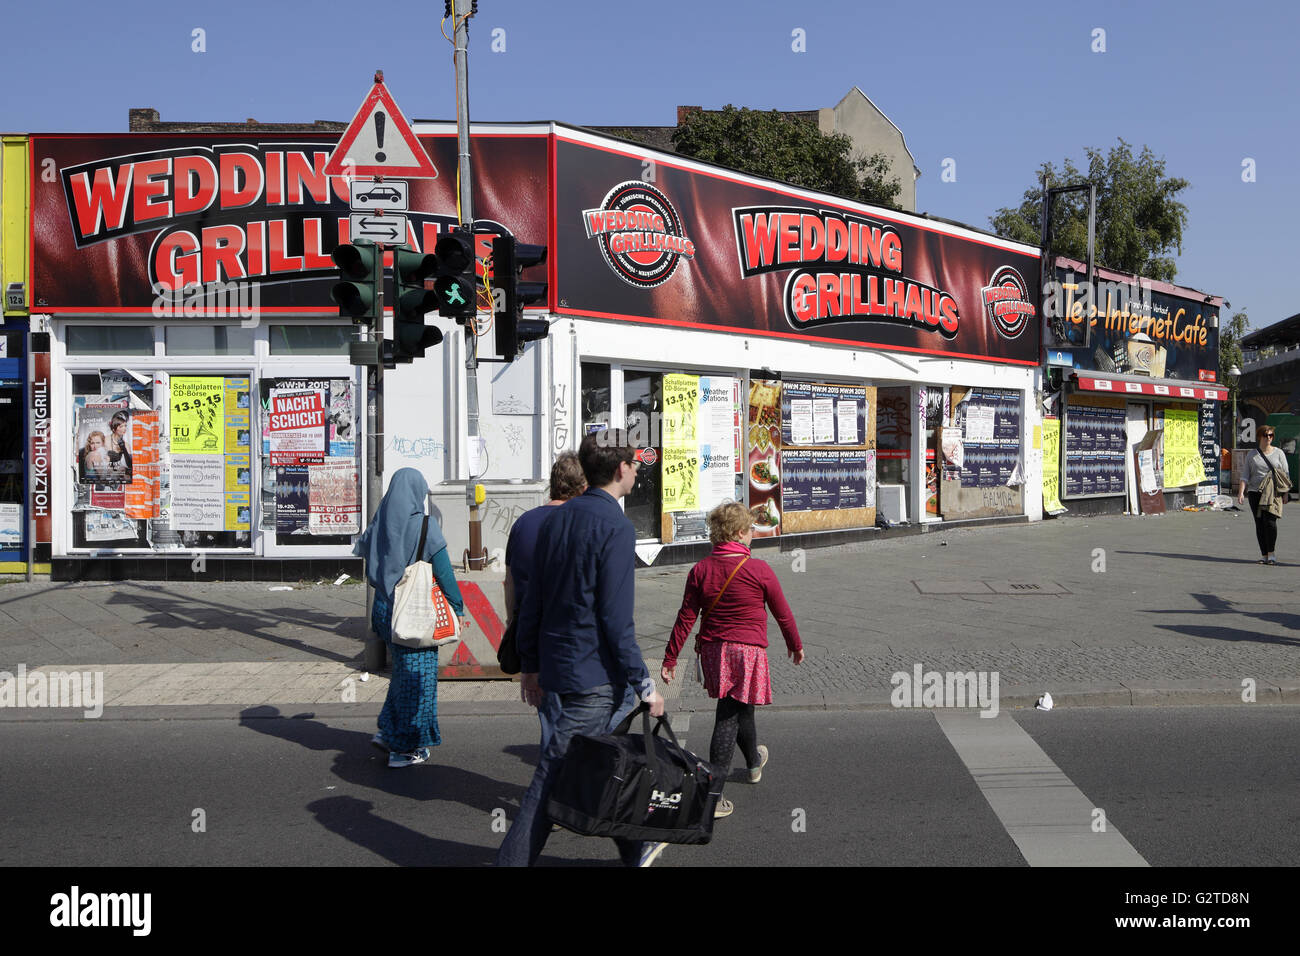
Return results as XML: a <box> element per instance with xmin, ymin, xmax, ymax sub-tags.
<box><xmin>1115</xmin><ymin>550</ymin><xmax>1263</xmax><ymax>566</ymax></box>
<box><xmin>1142</xmin><ymin>592</ymin><xmax>1300</xmax><ymax>646</ymax></box>
<box><xmin>1154</xmin><ymin>624</ymin><xmax>1300</xmax><ymax>647</ymax></box>
<box><xmin>242</xmin><ymin>707</ymin><xmax>630</xmax><ymax>867</ymax></box>
<box><xmin>306</xmin><ymin>795</ymin><xmax>490</xmax><ymax>866</ymax></box>
<box><xmin>237</xmin><ymin>706</ymin><xmax>522</xmax><ymax>817</ymax></box>
<box><xmin>503</xmin><ymin>743</ymin><xmax>540</xmax><ymax>766</ymax></box>
<box><xmin>109</xmin><ymin>588</ymin><xmax>365</xmax><ymax>664</ymax></box>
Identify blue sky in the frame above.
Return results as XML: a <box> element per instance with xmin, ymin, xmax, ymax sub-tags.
<box><xmin>3</xmin><ymin>0</ymin><xmax>1295</xmax><ymax>326</ymax></box>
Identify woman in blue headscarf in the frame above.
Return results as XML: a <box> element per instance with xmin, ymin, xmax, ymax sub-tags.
<box><xmin>354</xmin><ymin>468</ymin><xmax>469</xmax><ymax>768</ymax></box>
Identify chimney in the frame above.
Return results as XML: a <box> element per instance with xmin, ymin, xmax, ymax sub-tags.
<box><xmin>128</xmin><ymin>108</ymin><xmax>161</xmax><ymax>131</ymax></box>
<box><xmin>676</xmin><ymin>106</ymin><xmax>702</xmax><ymax>125</ymax></box>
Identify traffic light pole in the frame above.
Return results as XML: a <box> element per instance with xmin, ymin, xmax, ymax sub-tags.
<box><xmin>452</xmin><ymin>0</ymin><xmax>481</xmax><ymax>455</ymax></box>
<box><xmin>451</xmin><ymin>0</ymin><xmax>491</xmax><ymax>571</ymax></box>
<box><xmin>364</xmin><ymin>247</ymin><xmax>387</xmax><ymax>673</ymax></box>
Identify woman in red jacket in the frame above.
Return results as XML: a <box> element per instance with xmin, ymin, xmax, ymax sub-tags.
<box><xmin>661</xmin><ymin>501</ymin><xmax>804</xmax><ymax>819</ymax></box>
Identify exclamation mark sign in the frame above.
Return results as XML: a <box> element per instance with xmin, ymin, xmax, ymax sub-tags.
<box><xmin>374</xmin><ymin>111</ymin><xmax>387</xmax><ymax>163</ymax></box>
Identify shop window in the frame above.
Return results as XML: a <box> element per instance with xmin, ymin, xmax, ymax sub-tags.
<box><xmin>258</xmin><ymin>376</ymin><xmax>361</xmax><ymax>547</ymax></box>
<box><xmin>581</xmin><ymin>362</ymin><xmax>611</xmax><ymax>434</ymax></box>
<box><xmin>268</xmin><ymin>325</ymin><xmax>350</xmax><ymax>355</ymax></box>
<box><xmin>876</xmin><ymin>386</ymin><xmax>912</xmax><ymax>497</ymax></box>
<box><xmin>66</xmin><ymin>326</ymin><xmax>154</xmax><ymax>355</ymax></box>
<box><xmin>624</xmin><ymin>371</ymin><xmax>662</xmax><ymax>540</ymax></box>
<box><xmin>165</xmin><ymin>325</ymin><xmax>256</xmax><ymax>355</ymax></box>
<box><xmin>70</xmin><ymin>370</ymin><xmax>255</xmax><ymax>551</ymax></box>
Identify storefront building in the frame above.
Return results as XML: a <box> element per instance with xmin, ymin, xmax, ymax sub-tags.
<box><xmin>405</xmin><ymin>123</ymin><xmax>1045</xmax><ymax>564</ymax></box>
<box><xmin>2</xmin><ymin>135</ymin><xmax>35</xmax><ymax>572</ymax></box>
<box><xmin>23</xmin><ymin>121</ymin><xmax>1043</xmax><ymax>577</ymax></box>
<box><xmin>1042</xmin><ymin>258</ymin><xmax>1225</xmax><ymax>517</ymax></box>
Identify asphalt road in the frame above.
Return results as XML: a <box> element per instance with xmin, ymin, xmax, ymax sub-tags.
<box><xmin>1</xmin><ymin>705</ymin><xmax>1295</xmax><ymax>868</ymax></box>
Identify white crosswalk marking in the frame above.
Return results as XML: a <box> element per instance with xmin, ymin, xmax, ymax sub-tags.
<box><xmin>934</xmin><ymin>711</ymin><xmax>1149</xmax><ymax>867</ymax></box>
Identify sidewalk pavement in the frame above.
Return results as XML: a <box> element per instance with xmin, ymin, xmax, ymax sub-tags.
<box><xmin>1</xmin><ymin>508</ymin><xmax>1297</xmax><ymax>720</ymax></box>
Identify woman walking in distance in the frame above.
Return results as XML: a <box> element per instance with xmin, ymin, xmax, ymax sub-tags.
<box><xmin>660</xmin><ymin>501</ymin><xmax>803</xmax><ymax>818</ymax></box>
<box><xmin>1237</xmin><ymin>425</ymin><xmax>1291</xmax><ymax>565</ymax></box>
<box><xmin>353</xmin><ymin>468</ymin><xmax>469</xmax><ymax>767</ymax></box>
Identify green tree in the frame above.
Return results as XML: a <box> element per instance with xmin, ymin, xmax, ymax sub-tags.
<box><xmin>1216</xmin><ymin>309</ymin><xmax>1251</xmax><ymax>449</ymax></box>
<box><xmin>667</xmin><ymin>105</ymin><xmax>903</xmax><ymax>209</ymax></box>
<box><xmin>1221</xmin><ymin>308</ymin><xmax>1251</xmax><ymax>391</ymax></box>
<box><xmin>990</xmin><ymin>139</ymin><xmax>1189</xmax><ymax>281</ymax></box>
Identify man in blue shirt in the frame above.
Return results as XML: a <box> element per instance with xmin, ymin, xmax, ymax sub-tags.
<box><xmin>496</xmin><ymin>430</ymin><xmax>666</xmax><ymax>867</ymax></box>
<box><xmin>503</xmin><ymin>452</ymin><xmax>587</xmax><ymax>753</ymax></box>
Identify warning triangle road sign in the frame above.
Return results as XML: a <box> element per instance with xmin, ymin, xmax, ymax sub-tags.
<box><xmin>324</xmin><ymin>79</ymin><xmax>439</xmax><ymax>180</ymax></box>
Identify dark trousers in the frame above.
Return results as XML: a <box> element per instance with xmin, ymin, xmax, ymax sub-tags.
<box><xmin>496</xmin><ymin>683</ymin><xmax>644</xmax><ymax>867</ymax></box>
<box><xmin>710</xmin><ymin>696</ymin><xmax>759</xmax><ymax>773</ymax></box>
<box><xmin>1248</xmin><ymin>492</ymin><xmax>1279</xmax><ymax>556</ymax></box>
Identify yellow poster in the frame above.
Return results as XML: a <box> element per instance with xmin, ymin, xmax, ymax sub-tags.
<box><xmin>663</xmin><ymin>374</ymin><xmax>699</xmax><ymax>447</ymax></box>
<box><xmin>224</xmin><ymin>493</ymin><xmax>251</xmax><ymax>531</ymax></box>
<box><xmin>662</xmin><ymin>445</ymin><xmax>700</xmax><ymax>513</ymax></box>
<box><xmin>662</xmin><ymin>374</ymin><xmax>700</xmax><ymax>514</ymax></box>
<box><xmin>1162</xmin><ymin>409</ymin><xmax>1206</xmax><ymax>487</ymax></box>
<box><xmin>1042</xmin><ymin>418</ymin><xmax>1064</xmax><ymax>513</ymax></box>
<box><xmin>224</xmin><ymin>452</ymin><xmax>251</xmax><ymax>492</ymax></box>
<box><xmin>170</xmin><ymin>377</ymin><xmax>225</xmax><ymax>454</ymax></box>
<box><xmin>225</xmin><ymin>422</ymin><xmax>251</xmax><ymax>449</ymax></box>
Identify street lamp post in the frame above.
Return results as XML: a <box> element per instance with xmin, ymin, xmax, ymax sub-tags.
<box><xmin>1228</xmin><ymin>364</ymin><xmax>1241</xmax><ymax>493</ymax></box>
<box><xmin>1228</xmin><ymin>364</ymin><xmax>1241</xmax><ymax>449</ymax></box>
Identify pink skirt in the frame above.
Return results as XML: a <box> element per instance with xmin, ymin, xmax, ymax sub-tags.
<box><xmin>699</xmin><ymin>641</ymin><xmax>772</xmax><ymax>705</ymax></box>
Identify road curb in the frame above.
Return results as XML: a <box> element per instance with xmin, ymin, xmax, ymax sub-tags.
<box><xmin>1</xmin><ymin>678</ymin><xmax>1293</xmax><ymax>721</ymax></box>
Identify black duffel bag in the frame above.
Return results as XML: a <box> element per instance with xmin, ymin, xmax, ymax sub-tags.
<box><xmin>547</xmin><ymin>703</ymin><xmax>723</xmax><ymax>845</ymax></box>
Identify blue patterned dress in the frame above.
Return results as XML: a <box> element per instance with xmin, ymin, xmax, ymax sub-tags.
<box><xmin>354</xmin><ymin>469</ymin><xmax>464</xmax><ymax>756</ymax></box>
<box><xmin>372</xmin><ymin>592</ymin><xmax>444</xmax><ymax>752</ymax></box>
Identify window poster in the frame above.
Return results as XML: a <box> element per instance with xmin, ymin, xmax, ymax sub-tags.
<box><xmin>275</xmin><ymin>466</ymin><xmax>310</xmax><ymax>534</ymax></box>
<box><xmin>1160</xmin><ymin>407</ymin><xmax>1206</xmax><ymax>488</ymax></box>
<box><xmin>328</xmin><ymin>378</ymin><xmax>356</xmax><ymax>457</ymax></box>
<box><xmin>662</xmin><ymin>373</ymin><xmax>700</xmax><ymax>515</ymax></box>
<box><xmin>170</xmin><ymin>454</ymin><xmax>225</xmax><ymax>531</ymax></box>
<box><xmin>1063</xmin><ymin>402</ymin><xmax>1127</xmax><ymax>497</ymax></box>
<box><xmin>170</xmin><ymin>377</ymin><xmax>225</xmax><ymax>455</ymax></box>
<box><xmin>953</xmin><ymin>388</ymin><xmax>1020</xmax><ymax>489</ymax></box>
<box><xmin>124</xmin><ymin>411</ymin><xmax>161</xmax><ymax>520</ymax></box>
<box><xmin>76</xmin><ymin>401</ymin><xmax>133</xmax><ymax>485</ymax></box>
<box><xmin>268</xmin><ymin>388</ymin><xmax>328</xmax><ymax>465</ymax></box>
<box><xmin>0</xmin><ymin>503</ymin><xmax>21</xmax><ymax>550</ymax></box>
<box><xmin>782</xmin><ymin>382</ymin><xmax>867</xmax><ymax>447</ymax></box>
<box><xmin>308</xmin><ymin>458</ymin><xmax>360</xmax><ymax>535</ymax></box>
<box><xmin>1042</xmin><ymin>418</ymin><xmax>1065</xmax><ymax>514</ymax></box>
<box><xmin>773</xmin><ymin>380</ymin><xmax>874</xmax><ymax>532</ymax></box>
<box><xmin>1197</xmin><ymin>400</ymin><xmax>1219</xmax><ymax>501</ymax></box>
<box><xmin>697</xmin><ymin>376</ymin><xmax>737</xmax><ymax>511</ymax></box>
<box><xmin>747</xmin><ymin>378</ymin><xmax>782</xmax><ymax>537</ymax></box>
<box><xmin>261</xmin><ymin>376</ymin><xmax>362</xmax><ymax>544</ymax></box>
<box><xmin>781</xmin><ymin>448</ymin><xmax>871</xmax><ymax>512</ymax></box>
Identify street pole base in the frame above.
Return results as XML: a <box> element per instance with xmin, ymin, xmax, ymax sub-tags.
<box><xmin>364</xmin><ymin>636</ymin><xmax>387</xmax><ymax>672</ymax></box>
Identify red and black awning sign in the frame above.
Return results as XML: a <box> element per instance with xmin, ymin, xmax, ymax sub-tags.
<box><xmin>1074</xmin><ymin>375</ymin><xmax>1227</xmax><ymax>402</ymax></box>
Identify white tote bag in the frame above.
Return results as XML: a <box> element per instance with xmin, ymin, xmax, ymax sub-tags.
<box><xmin>390</xmin><ymin>516</ymin><xmax>462</xmax><ymax>650</ymax></box>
